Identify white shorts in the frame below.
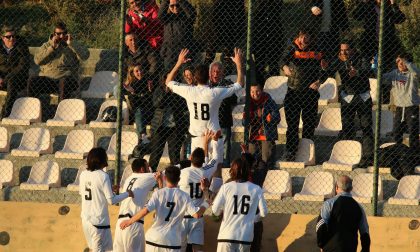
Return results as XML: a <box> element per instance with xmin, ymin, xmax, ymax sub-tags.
<box><xmin>82</xmin><ymin>219</ymin><xmax>113</xmax><ymax>252</ymax></box>
<box><xmin>113</xmin><ymin>217</ymin><xmax>145</xmax><ymax>252</ymax></box>
<box><xmin>181</xmin><ymin>217</ymin><xmax>204</xmax><ymax>248</ymax></box>
<box><xmin>217</xmin><ymin>242</ymin><xmax>251</xmax><ymax>252</ymax></box>
<box><xmin>145</xmin><ymin>243</ymin><xmax>180</xmax><ymax>252</ymax></box>
<box><xmin>191</xmin><ymin>136</ymin><xmax>224</xmax><ymax>164</ymax></box>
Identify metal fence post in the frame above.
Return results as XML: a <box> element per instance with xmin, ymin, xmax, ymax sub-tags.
<box><xmin>244</xmin><ymin>0</ymin><xmax>254</xmax><ymax>145</ymax></box>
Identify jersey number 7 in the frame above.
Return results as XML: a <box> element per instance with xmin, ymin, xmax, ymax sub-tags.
<box><xmin>165</xmin><ymin>202</ymin><xmax>176</xmax><ymax>221</ymax></box>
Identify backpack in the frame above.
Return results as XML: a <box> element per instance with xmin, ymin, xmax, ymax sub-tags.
<box><xmin>379</xmin><ymin>144</ymin><xmax>418</xmax><ymax>180</ymax></box>
<box><xmin>101</xmin><ymin>106</ymin><xmax>118</xmax><ymax>122</ymax></box>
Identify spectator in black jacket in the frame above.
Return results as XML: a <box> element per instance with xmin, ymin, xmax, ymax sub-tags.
<box><xmin>316</xmin><ymin>175</ymin><xmax>371</xmax><ymax>252</ymax></box>
<box><xmin>158</xmin><ymin>0</ymin><xmax>196</xmax><ymax>71</ymax></box>
<box><xmin>0</xmin><ymin>26</ymin><xmax>30</xmax><ymax>118</ymax></box>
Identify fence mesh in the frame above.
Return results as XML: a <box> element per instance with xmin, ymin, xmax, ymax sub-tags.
<box><xmin>0</xmin><ymin>0</ymin><xmax>419</xmax><ymax>217</ymax></box>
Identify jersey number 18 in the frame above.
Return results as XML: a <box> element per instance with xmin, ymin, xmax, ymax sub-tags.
<box><xmin>193</xmin><ymin>103</ymin><xmax>210</xmax><ymax>120</ymax></box>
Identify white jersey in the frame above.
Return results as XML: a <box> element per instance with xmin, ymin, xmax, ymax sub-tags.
<box><xmin>168</xmin><ymin>81</ymin><xmax>242</xmax><ymax>136</ymax></box>
<box><xmin>145</xmin><ymin>187</ymin><xmax>200</xmax><ymax>248</ymax></box>
<box><xmin>79</xmin><ymin>169</ymin><xmax>128</xmax><ymax>226</ymax></box>
<box><xmin>212</xmin><ymin>181</ymin><xmax>268</xmax><ymax>243</ymax></box>
<box><xmin>179</xmin><ymin>159</ymin><xmax>218</xmax><ymax>207</ymax></box>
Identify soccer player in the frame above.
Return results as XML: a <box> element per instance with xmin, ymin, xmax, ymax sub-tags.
<box><xmin>212</xmin><ymin>158</ymin><xmax>268</xmax><ymax>252</ymax></box>
<box><xmin>120</xmin><ymin>165</ymin><xmax>210</xmax><ymax>252</ymax></box>
<box><xmin>79</xmin><ymin>147</ymin><xmax>134</xmax><ymax>252</ymax></box>
<box><xmin>165</xmin><ymin>48</ymin><xmax>244</xmax><ymax>154</ymax></box>
<box><xmin>113</xmin><ymin>158</ymin><xmax>163</xmax><ymax>252</ymax></box>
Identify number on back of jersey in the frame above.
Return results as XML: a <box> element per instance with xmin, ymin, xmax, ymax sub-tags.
<box><xmin>85</xmin><ymin>182</ymin><xmax>92</xmax><ymax>201</ymax></box>
<box><xmin>165</xmin><ymin>202</ymin><xmax>176</xmax><ymax>221</ymax></box>
<box><xmin>189</xmin><ymin>183</ymin><xmax>203</xmax><ymax>199</ymax></box>
<box><xmin>193</xmin><ymin>103</ymin><xmax>210</xmax><ymax>120</ymax></box>
<box><xmin>233</xmin><ymin>195</ymin><xmax>250</xmax><ymax>215</ymax></box>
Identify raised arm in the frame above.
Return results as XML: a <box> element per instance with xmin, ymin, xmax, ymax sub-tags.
<box><xmin>165</xmin><ymin>48</ymin><xmax>191</xmax><ymax>86</ymax></box>
<box><xmin>231</xmin><ymin>48</ymin><xmax>244</xmax><ymax>87</ymax></box>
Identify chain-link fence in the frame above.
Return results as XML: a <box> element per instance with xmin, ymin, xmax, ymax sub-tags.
<box><xmin>0</xmin><ymin>0</ymin><xmax>419</xmax><ymax>217</ymax></box>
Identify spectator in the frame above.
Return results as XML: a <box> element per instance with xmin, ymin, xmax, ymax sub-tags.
<box><xmin>310</xmin><ymin>0</ymin><xmax>349</xmax><ymax>60</ymax></box>
<box><xmin>280</xmin><ymin>29</ymin><xmax>327</xmax><ymax>161</ymax></box>
<box><xmin>182</xmin><ymin>64</ymin><xmax>195</xmax><ymax>85</ymax></box>
<box><xmin>125</xmin><ymin>0</ymin><xmax>163</xmax><ymax>50</ymax></box>
<box><xmin>30</xmin><ymin>22</ymin><xmax>89</xmax><ymax>100</ymax></box>
<box><xmin>383</xmin><ymin>53</ymin><xmax>419</xmax><ymax>150</ymax></box>
<box><xmin>209</xmin><ymin>61</ymin><xmax>238</xmax><ymax>167</ymax></box>
<box><xmin>326</xmin><ymin>42</ymin><xmax>374</xmax><ymax>167</ymax></box>
<box><xmin>148</xmin><ymin>74</ymin><xmax>189</xmax><ymax>171</ymax></box>
<box><xmin>0</xmin><ymin>25</ymin><xmax>30</xmax><ymax>118</ymax></box>
<box><xmin>159</xmin><ymin>0</ymin><xmax>197</xmax><ymax>70</ymax></box>
<box><xmin>244</xmin><ymin>84</ymin><xmax>280</xmax><ymax>169</ymax></box>
<box><xmin>316</xmin><ymin>175</ymin><xmax>371</xmax><ymax>252</ymax></box>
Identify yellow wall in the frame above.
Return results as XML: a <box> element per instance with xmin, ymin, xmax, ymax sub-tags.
<box><xmin>0</xmin><ymin>202</ymin><xmax>419</xmax><ymax>252</ymax></box>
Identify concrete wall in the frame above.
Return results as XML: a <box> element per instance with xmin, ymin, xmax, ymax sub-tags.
<box><xmin>0</xmin><ymin>202</ymin><xmax>419</xmax><ymax>252</ymax></box>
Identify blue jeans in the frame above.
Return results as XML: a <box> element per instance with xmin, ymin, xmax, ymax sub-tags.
<box><xmin>221</xmin><ymin>127</ymin><xmax>232</xmax><ymax>167</ymax></box>
<box><xmin>134</xmin><ymin>107</ymin><xmax>151</xmax><ymax>136</ymax></box>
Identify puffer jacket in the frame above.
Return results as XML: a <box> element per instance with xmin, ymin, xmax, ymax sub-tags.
<box><xmin>0</xmin><ymin>36</ymin><xmax>30</xmax><ymax>80</ymax></box>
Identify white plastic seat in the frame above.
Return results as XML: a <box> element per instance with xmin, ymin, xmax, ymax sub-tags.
<box><xmin>107</xmin><ymin>131</ymin><xmax>138</xmax><ymax>161</ymax></box>
<box><xmin>264</xmin><ymin>76</ymin><xmax>288</xmax><ymax>104</ymax></box>
<box><xmin>81</xmin><ymin>71</ymin><xmax>119</xmax><ymax>98</ymax></box>
<box><xmin>315</xmin><ymin>107</ymin><xmax>342</xmax><ymax>136</ymax></box>
<box><xmin>263</xmin><ymin>170</ymin><xmax>292</xmax><ymax>200</ymax></box>
<box><xmin>294</xmin><ymin>171</ymin><xmax>335</xmax><ymax>201</ymax></box>
<box><xmin>278</xmin><ymin>107</ymin><xmax>303</xmax><ymax>134</ymax></box>
<box><xmin>369</xmin><ymin>78</ymin><xmax>378</xmax><ymax>103</ymax></box>
<box><xmin>0</xmin><ymin>160</ymin><xmax>13</xmax><ymax>188</ymax></box>
<box><xmin>20</xmin><ymin>160</ymin><xmax>60</xmax><ymax>190</ymax></box>
<box><xmin>279</xmin><ymin>138</ymin><xmax>315</xmax><ymax>169</ymax></box>
<box><xmin>89</xmin><ymin>99</ymin><xmax>129</xmax><ymax>128</ymax></box>
<box><xmin>0</xmin><ymin>127</ymin><xmax>10</xmax><ymax>152</ymax></box>
<box><xmin>318</xmin><ymin>78</ymin><xmax>338</xmax><ymax>105</ymax></box>
<box><xmin>55</xmin><ymin>130</ymin><xmax>95</xmax><ymax>159</ymax></box>
<box><xmin>11</xmin><ymin>128</ymin><xmax>52</xmax><ymax>157</ymax></box>
<box><xmin>322</xmin><ymin>140</ymin><xmax>362</xmax><ymax>171</ymax></box>
<box><xmin>1</xmin><ymin>97</ymin><xmax>41</xmax><ymax>125</ymax></box>
<box><xmin>67</xmin><ymin>164</ymin><xmax>87</xmax><ymax>191</ymax></box>
<box><xmin>352</xmin><ymin>173</ymin><xmax>383</xmax><ymax>203</ymax></box>
<box><xmin>221</xmin><ymin>168</ymin><xmax>230</xmax><ymax>183</ymax></box>
<box><xmin>388</xmin><ymin>175</ymin><xmax>420</xmax><ymax>205</ymax></box>
<box><xmin>46</xmin><ymin>99</ymin><xmax>86</xmax><ymax>127</ymax></box>
<box><xmin>232</xmin><ymin>105</ymin><xmax>244</xmax><ymax>133</ymax></box>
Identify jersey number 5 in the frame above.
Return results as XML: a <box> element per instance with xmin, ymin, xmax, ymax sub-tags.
<box><xmin>233</xmin><ymin>195</ymin><xmax>251</xmax><ymax>215</ymax></box>
<box><xmin>193</xmin><ymin>103</ymin><xmax>210</xmax><ymax>120</ymax></box>
<box><xmin>165</xmin><ymin>202</ymin><xmax>176</xmax><ymax>221</ymax></box>
<box><xmin>85</xmin><ymin>186</ymin><xmax>92</xmax><ymax>201</ymax></box>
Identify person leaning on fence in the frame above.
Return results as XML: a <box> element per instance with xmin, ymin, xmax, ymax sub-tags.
<box><xmin>325</xmin><ymin>42</ymin><xmax>374</xmax><ymax>168</ymax></box>
<box><xmin>243</xmin><ymin>84</ymin><xmax>280</xmax><ymax>169</ymax></box>
<box><xmin>383</xmin><ymin>53</ymin><xmax>420</xmax><ymax>150</ymax></box>
<box><xmin>0</xmin><ymin>25</ymin><xmax>30</xmax><ymax>119</ymax></box>
<box><xmin>29</xmin><ymin>22</ymin><xmax>89</xmax><ymax>100</ymax></box>
<box><xmin>280</xmin><ymin>28</ymin><xmax>327</xmax><ymax>162</ymax></box>
<box><xmin>316</xmin><ymin>175</ymin><xmax>371</xmax><ymax>252</ymax></box>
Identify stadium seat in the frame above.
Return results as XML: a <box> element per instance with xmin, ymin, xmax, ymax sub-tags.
<box><xmin>11</xmin><ymin>128</ymin><xmax>52</xmax><ymax>157</ymax></box>
<box><xmin>352</xmin><ymin>173</ymin><xmax>383</xmax><ymax>203</ymax></box>
<box><xmin>415</xmin><ymin>166</ymin><xmax>420</xmax><ymax>175</ymax></box>
<box><xmin>263</xmin><ymin>170</ymin><xmax>292</xmax><ymax>199</ymax></box>
<box><xmin>222</xmin><ymin>168</ymin><xmax>230</xmax><ymax>183</ymax></box>
<box><xmin>81</xmin><ymin>71</ymin><xmax>119</xmax><ymax>98</ymax></box>
<box><xmin>369</xmin><ymin>78</ymin><xmax>378</xmax><ymax>103</ymax></box>
<box><xmin>278</xmin><ymin>138</ymin><xmax>315</xmax><ymax>169</ymax></box>
<box><xmin>278</xmin><ymin>107</ymin><xmax>303</xmax><ymax>135</ymax></box>
<box><xmin>388</xmin><ymin>175</ymin><xmax>420</xmax><ymax>205</ymax></box>
<box><xmin>232</xmin><ymin>105</ymin><xmax>244</xmax><ymax>133</ymax></box>
<box><xmin>318</xmin><ymin>78</ymin><xmax>338</xmax><ymax>105</ymax></box>
<box><xmin>0</xmin><ymin>127</ymin><xmax>10</xmax><ymax>153</ymax></box>
<box><xmin>1</xmin><ymin>97</ymin><xmax>41</xmax><ymax>126</ymax></box>
<box><xmin>322</xmin><ymin>140</ymin><xmax>362</xmax><ymax>171</ymax></box>
<box><xmin>46</xmin><ymin>99</ymin><xmax>86</xmax><ymax>127</ymax></box>
<box><xmin>89</xmin><ymin>99</ymin><xmax>129</xmax><ymax>128</ymax></box>
<box><xmin>294</xmin><ymin>171</ymin><xmax>335</xmax><ymax>201</ymax></box>
<box><xmin>0</xmin><ymin>160</ymin><xmax>13</xmax><ymax>189</ymax></box>
<box><xmin>119</xmin><ymin>165</ymin><xmax>133</xmax><ymax>190</ymax></box>
<box><xmin>315</xmin><ymin>107</ymin><xmax>342</xmax><ymax>136</ymax></box>
<box><xmin>55</xmin><ymin>130</ymin><xmax>95</xmax><ymax>159</ymax></box>
<box><xmin>264</xmin><ymin>76</ymin><xmax>288</xmax><ymax>104</ymax></box>
<box><xmin>107</xmin><ymin>131</ymin><xmax>138</xmax><ymax>161</ymax></box>
<box><xmin>20</xmin><ymin>160</ymin><xmax>60</xmax><ymax>190</ymax></box>
<box><xmin>67</xmin><ymin>164</ymin><xmax>87</xmax><ymax>191</ymax></box>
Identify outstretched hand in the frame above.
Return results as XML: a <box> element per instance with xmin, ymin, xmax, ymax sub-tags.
<box><xmin>177</xmin><ymin>48</ymin><xmax>191</xmax><ymax>66</ymax></box>
<box><xmin>230</xmin><ymin>48</ymin><xmax>242</xmax><ymax>67</ymax></box>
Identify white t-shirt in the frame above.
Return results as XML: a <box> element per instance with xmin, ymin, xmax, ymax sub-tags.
<box><xmin>212</xmin><ymin>181</ymin><xmax>268</xmax><ymax>243</ymax></box>
<box><xmin>179</xmin><ymin>159</ymin><xmax>218</xmax><ymax>207</ymax></box>
<box><xmin>168</xmin><ymin>81</ymin><xmax>242</xmax><ymax>136</ymax></box>
<box><xmin>145</xmin><ymin>187</ymin><xmax>200</xmax><ymax>247</ymax></box>
<box><xmin>79</xmin><ymin>169</ymin><xmax>129</xmax><ymax>226</ymax></box>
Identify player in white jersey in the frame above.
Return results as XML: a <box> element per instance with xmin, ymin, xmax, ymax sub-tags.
<box><xmin>114</xmin><ymin>158</ymin><xmax>163</xmax><ymax>252</ymax></box>
<box><xmin>79</xmin><ymin>147</ymin><xmax>134</xmax><ymax>252</ymax></box>
<box><xmin>165</xmin><ymin>48</ymin><xmax>244</xmax><ymax>154</ymax></box>
<box><xmin>212</xmin><ymin>158</ymin><xmax>268</xmax><ymax>252</ymax></box>
<box><xmin>120</xmin><ymin>165</ymin><xmax>210</xmax><ymax>252</ymax></box>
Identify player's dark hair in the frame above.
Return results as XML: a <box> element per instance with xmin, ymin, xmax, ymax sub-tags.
<box><xmin>179</xmin><ymin>159</ymin><xmax>192</xmax><ymax>169</ymax></box>
<box><xmin>165</xmin><ymin>165</ymin><xmax>181</xmax><ymax>185</ymax></box>
<box><xmin>132</xmin><ymin>158</ymin><xmax>148</xmax><ymax>173</ymax></box>
<box><xmin>194</xmin><ymin>64</ymin><xmax>209</xmax><ymax>84</ymax></box>
<box><xmin>191</xmin><ymin>147</ymin><xmax>205</xmax><ymax>167</ymax></box>
<box><xmin>397</xmin><ymin>52</ymin><xmax>413</xmax><ymax>62</ymax></box>
<box><xmin>54</xmin><ymin>21</ymin><xmax>67</xmax><ymax>32</ymax></box>
<box><xmin>87</xmin><ymin>147</ymin><xmax>108</xmax><ymax>171</ymax></box>
<box><xmin>229</xmin><ymin>158</ymin><xmax>249</xmax><ymax>182</ymax></box>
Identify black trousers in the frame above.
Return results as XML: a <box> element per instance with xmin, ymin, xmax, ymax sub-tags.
<box><xmin>250</xmin><ymin>221</ymin><xmax>263</xmax><ymax>252</ymax></box>
<box><xmin>148</xmin><ymin>126</ymin><xmax>185</xmax><ymax>171</ymax></box>
<box><xmin>394</xmin><ymin>106</ymin><xmax>419</xmax><ymax>149</ymax></box>
<box><xmin>341</xmin><ymin>96</ymin><xmax>374</xmax><ymax>161</ymax></box>
<box><xmin>28</xmin><ymin>76</ymin><xmax>78</xmax><ymax>99</ymax></box>
<box><xmin>1</xmin><ymin>74</ymin><xmax>28</xmax><ymax>118</ymax></box>
<box><xmin>284</xmin><ymin>88</ymin><xmax>319</xmax><ymax>155</ymax></box>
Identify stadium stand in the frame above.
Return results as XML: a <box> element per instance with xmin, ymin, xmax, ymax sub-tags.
<box><xmin>1</xmin><ymin>97</ymin><xmax>41</xmax><ymax>126</ymax></box>
<box><xmin>67</xmin><ymin>164</ymin><xmax>87</xmax><ymax>192</ymax></box>
<box><xmin>0</xmin><ymin>127</ymin><xmax>9</xmax><ymax>153</ymax></box>
<box><xmin>388</xmin><ymin>175</ymin><xmax>420</xmax><ymax>205</ymax></box>
<box><xmin>20</xmin><ymin>160</ymin><xmax>60</xmax><ymax>191</ymax></box>
<box><xmin>278</xmin><ymin>138</ymin><xmax>315</xmax><ymax>169</ymax></box>
<box><xmin>293</xmin><ymin>171</ymin><xmax>335</xmax><ymax>201</ymax></box>
<box><xmin>81</xmin><ymin>71</ymin><xmax>119</xmax><ymax>98</ymax></box>
<box><xmin>46</xmin><ymin>99</ymin><xmax>86</xmax><ymax>127</ymax></box>
<box><xmin>107</xmin><ymin>131</ymin><xmax>138</xmax><ymax>161</ymax></box>
<box><xmin>55</xmin><ymin>129</ymin><xmax>95</xmax><ymax>159</ymax></box>
<box><xmin>0</xmin><ymin>160</ymin><xmax>13</xmax><ymax>189</ymax></box>
<box><xmin>11</xmin><ymin>127</ymin><xmax>52</xmax><ymax>157</ymax></box>
<box><xmin>315</xmin><ymin>107</ymin><xmax>342</xmax><ymax>136</ymax></box>
<box><xmin>89</xmin><ymin>99</ymin><xmax>129</xmax><ymax>128</ymax></box>
<box><xmin>322</xmin><ymin>140</ymin><xmax>362</xmax><ymax>171</ymax></box>
<box><xmin>352</xmin><ymin>173</ymin><xmax>383</xmax><ymax>203</ymax></box>
<box><xmin>263</xmin><ymin>76</ymin><xmax>288</xmax><ymax>105</ymax></box>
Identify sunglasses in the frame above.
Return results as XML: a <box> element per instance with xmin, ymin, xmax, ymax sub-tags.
<box><xmin>54</xmin><ymin>32</ymin><xmax>67</xmax><ymax>36</ymax></box>
<box><xmin>169</xmin><ymin>4</ymin><xmax>180</xmax><ymax>8</ymax></box>
<box><xmin>2</xmin><ymin>35</ymin><xmax>15</xmax><ymax>39</ymax></box>
<box><xmin>129</xmin><ymin>0</ymin><xmax>140</xmax><ymax>5</ymax></box>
